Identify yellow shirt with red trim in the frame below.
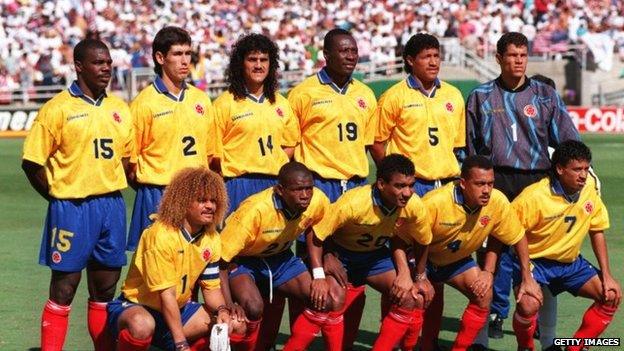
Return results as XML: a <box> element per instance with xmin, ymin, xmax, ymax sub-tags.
<box><xmin>288</xmin><ymin>69</ymin><xmax>377</xmax><ymax>179</ymax></box>
<box><xmin>22</xmin><ymin>81</ymin><xmax>132</xmax><ymax>199</ymax></box>
<box><xmin>512</xmin><ymin>177</ymin><xmax>609</xmax><ymax>263</ymax></box>
<box><xmin>121</xmin><ymin>221</ymin><xmax>221</xmax><ymax>311</ymax></box>
<box><xmin>376</xmin><ymin>77</ymin><xmax>465</xmax><ymax>180</ymax></box>
<box><xmin>423</xmin><ymin>183</ymin><xmax>524</xmax><ymax>266</ymax></box>
<box><xmin>131</xmin><ymin>77</ymin><xmax>217</xmax><ymax>185</ymax></box>
<box><xmin>220</xmin><ymin>187</ymin><xmax>329</xmax><ymax>260</ymax></box>
<box><xmin>314</xmin><ymin>184</ymin><xmax>432</xmax><ymax>252</ymax></box>
<box><xmin>213</xmin><ymin>91</ymin><xmax>300</xmax><ymax>177</ymax></box>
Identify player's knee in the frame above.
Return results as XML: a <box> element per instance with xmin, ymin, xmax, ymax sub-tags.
<box><xmin>126</xmin><ymin>313</ymin><xmax>156</xmax><ymax>339</ymax></box>
<box><xmin>50</xmin><ymin>283</ymin><xmax>79</xmax><ymax>305</ymax></box>
<box><xmin>328</xmin><ymin>284</ymin><xmax>346</xmax><ymax>312</ymax></box>
<box><xmin>412</xmin><ymin>292</ymin><xmax>424</xmax><ymax>309</ymax></box>
<box><xmin>231</xmin><ymin>318</ymin><xmax>247</xmax><ymax>335</ymax></box>
<box><xmin>471</xmin><ymin>292</ymin><xmax>492</xmax><ymax>310</ymax></box>
<box><xmin>516</xmin><ymin>295</ymin><xmax>540</xmax><ymax>317</ymax></box>
<box><xmin>242</xmin><ymin>297</ymin><xmax>264</xmax><ymax>321</ymax></box>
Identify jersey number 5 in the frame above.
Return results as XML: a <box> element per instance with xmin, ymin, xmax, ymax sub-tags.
<box><xmin>428</xmin><ymin>127</ymin><xmax>439</xmax><ymax>146</ymax></box>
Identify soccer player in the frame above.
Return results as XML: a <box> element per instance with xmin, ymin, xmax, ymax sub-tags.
<box><xmin>127</xmin><ymin>26</ymin><xmax>217</xmax><ymax>251</ymax></box>
<box><xmin>107</xmin><ymin>167</ymin><xmax>243</xmax><ymax>351</ymax></box>
<box><xmin>288</xmin><ymin>27</ymin><xmax>377</xmax><ymax>348</ymax></box>
<box><xmin>419</xmin><ymin>156</ymin><xmax>542</xmax><ymax>351</ymax></box>
<box><xmin>466</xmin><ymin>32</ymin><xmax>580</xmax><ymax>349</ymax></box>
<box><xmin>219</xmin><ymin>162</ymin><xmax>345</xmax><ymax>351</ymax></box>
<box><xmin>22</xmin><ymin>39</ymin><xmax>132</xmax><ymax>351</ymax></box>
<box><xmin>372</xmin><ymin>33</ymin><xmax>465</xmax><ymax>197</ymax></box>
<box><xmin>511</xmin><ymin>140</ymin><xmax>621</xmax><ymax>351</ymax></box>
<box><xmin>310</xmin><ymin>154</ymin><xmax>433</xmax><ymax>351</ymax></box>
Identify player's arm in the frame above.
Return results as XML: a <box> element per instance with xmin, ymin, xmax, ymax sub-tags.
<box><xmin>390</xmin><ymin>236</ymin><xmax>417</xmax><ymax>305</ymax></box>
<box><xmin>408</xmin><ymin>237</ymin><xmax>434</xmax><ymax>308</ymax></box>
<box><xmin>371</xmin><ymin>92</ymin><xmax>394</xmax><ymax>166</ymax></box>
<box><xmin>370</xmin><ymin>141</ymin><xmax>386</xmax><ymax>166</ymax></box>
<box><xmin>464</xmin><ymin>92</ymin><xmax>481</xmax><ymax>157</ymax></box>
<box><xmin>589</xmin><ymin>230</ymin><xmax>622</xmax><ymax>307</ymax></box>
<box><xmin>21</xmin><ymin>160</ymin><xmax>50</xmax><ymax>200</ymax></box>
<box><xmin>282</xmin><ymin>146</ymin><xmax>295</xmax><ymax>159</ymax></box>
<box><xmin>201</xmin><ymin>286</ymin><xmax>231</xmax><ymax>325</ymax></box>
<box><xmin>307</xmin><ymin>227</ymin><xmax>331</xmax><ymax>310</ymax></box>
<box><xmin>159</xmin><ymin>286</ymin><xmax>189</xmax><ymax>350</ymax></box>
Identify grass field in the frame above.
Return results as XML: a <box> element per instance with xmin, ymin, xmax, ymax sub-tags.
<box><xmin>0</xmin><ymin>134</ymin><xmax>622</xmax><ymax>350</ymax></box>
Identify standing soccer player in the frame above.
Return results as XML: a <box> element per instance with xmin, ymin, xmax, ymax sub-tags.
<box><xmin>288</xmin><ymin>28</ymin><xmax>377</xmax><ymax>348</ymax></box>
<box><xmin>127</xmin><ymin>26</ymin><xmax>217</xmax><ymax>251</ymax></box>
<box><xmin>22</xmin><ymin>39</ymin><xmax>132</xmax><ymax>351</ymax></box>
<box><xmin>107</xmin><ymin>167</ymin><xmax>243</xmax><ymax>350</ymax></box>
<box><xmin>419</xmin><ymin>156</ymin><xmax>542</xmax><ymax>351</ymax></box>
<box><xmin>466</xmin><ymin>32</ymin><xmax>580</xmax><ymax>350</ymax></box>
<box><xmin>511</xmin><ymin>140</ymin><xmax>620</xmax><ymax>351</ymax></box>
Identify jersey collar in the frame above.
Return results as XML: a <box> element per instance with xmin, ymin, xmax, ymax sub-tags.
<box><xmin>371</xmin><ymin>187</ymin><xmax>397</xmax><ymax>216</ymax></box>
<box><xmin>153</xmin><ymin>75</ymin><xmax>187</xmax><ymax>102</ymax></box>
<box><xmin>272</xmin><ymin>193</ymin><xmax>301</xmax><ymax>220</ymax></box>
<box><xmin>317</xmin><ymin>68</ymin><xmax>352</xmax><ymax>95</ymax></box>
<box><xmin>246</xmin><ymin>91</ymin><xmax>266</xmax><ymax>104</ymax></box>
<box><xmin>495</xmin><ymin>75</ymin><xmax>530</xmax><ymax>93</ymax></box>
<box><xmin>407</xmin><ymin>75</ymin><xmax>441</xmax><ymax>98</ymax></box>
<box><xmin>550</xmin><ymin>177</ymin><xmax>580</xmax><ymax>203</ymax></box>
<box><xmin>180</xmin><ymin>226</ymin><xmax>204</xmax><ymax>243</ymax></box>
<box><xmin>68</xmin><ymin>81</ymin><xmax>106</xmax><ymax>106</ymax></box>
<box><xmin>453</xmin><ymin>184</ymin><xmax>481</xmax><ymax>214</ymax></box>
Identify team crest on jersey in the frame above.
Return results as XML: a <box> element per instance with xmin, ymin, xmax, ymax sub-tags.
<box><xmin>445</xmin><ymin>102</ymin><xmax>454</xmax><ymax>112</ymax></box>
<box><xmin>523</xmin><ymin>104</ymin><xmax>537</xmax><ymax>118</ymax></box>
<box><xmin>357</xmin><ymin>97</ymin><xmax>367</xmax><ymax>109</ymax></box>
<box><xmin>51</xmin><ymin>251</ymin><xmax>62</xmax><ymax>264</ymax></box>
<box><xmin>583</xmin><ymin>201</ymin><xmax>594</xmax><ymax>214</ymax></box>
<box><xmin>276</xmin><ymin>107</ymin><xmax>284</xmax><ymax>117</ymax></box>
<box><xmin>202</xmin><ymin>248</ymin><xmax>211</xmax><ymax>262</ymax></box>
<box><xmin>112</xmin><ymin>112</ymin><xmax>121</xmax><ymax>123</ymax></box>
<box><xmin>195</xmin><ymin>104</ymin><xmax>205</xmax><ymax>115</ymax></box>
<box><xmin>478</xmin><ymin>216</ymin><xmax>491</xmax><ymax>227</ymax></box>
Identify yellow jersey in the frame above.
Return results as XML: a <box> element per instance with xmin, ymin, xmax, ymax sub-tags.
<box><xmin>288</xmin><ymin>69</ymin><xmax>377</xmax><ymax>180</ymax></box>
<box><xmin>423</xmin><ymin>183</ymin><xmax>524</xmax><ymax>266</ymax></box>
<box><xmin>213</xmin><ymin>91</ymin><xmax>300</xmax><ymax>177</ymax></box>
<box><xmin>376</xmin><ymin>77</ymin><xmax>465</xmax><ymax>180</ymax></box>
<box><xmin>22</xmin><ymin>81</ymin><xmax>132</xmax><ymax>199</ymax></box>
<box><xmin>131</xmin><ymin>77</ymin><xmax>217</xmax><ymax>185</ymax></box>
<box><xmin>121</xmin><ymin>221</ymin><xmax>222</xmax><ymax>311</ymax></box>
<box><xmin>220</xmin><ymin>187</ymin><xmax>329</xmax><ymax>260</ymax></box>
<box><xmin>512</xmin><ymin>177</ymin><xmax>609</xmax><ymax>263</ymax></box>
<box><xmin>314</xmin><ymin>185</ymin><xmax>432</xmax><ymax>252</ymax></box>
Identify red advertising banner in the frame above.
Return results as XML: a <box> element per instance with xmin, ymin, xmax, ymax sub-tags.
<box><xmin>568</xmin><ymin>106</ymin><xmax>624</xmax><ymax>133</ymax></box>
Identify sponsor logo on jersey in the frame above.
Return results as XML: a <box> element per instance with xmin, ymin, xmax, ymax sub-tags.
<box><xmin>112</xmin><ymin>112</ymin><xmax>122</xmax><ymax>123</ymax></box>
<box><xmin>440</xmin><ymin>221</ymin><xmax>461</xmax><ymax>227</ymax></box>
<box><xmin>195</xmin><ymin>104</ymin><xmax>204</xmax><ymax>115</ymax></box>
<box><xmin>584</xmin><ymin>201</ymin><xmax>594</xmax><ymax>214</ymax></box>
<box><xmin>67</xmin><ymin>113</ymin><xmax>88</xmax><ymax>122</ymax></box>
<box><xmin>154</xmin><ymin>110</ymin><xmax>173</xmax><ymax>118</ymax></box>
<box><xmin>232</xmin><ymin>111</ymin><xmax>253</xmax><ymax>121</ymax></box>
<box><xmin>276</xmin><ymin>107</ymin><xmax>284</xmax><ymax>117</ymax></box>
<box><xmin>479</xmin><ymin>215</ymin><xmax>491</xmax><ymax>227</ymax></box>
<box><xmin>357</xmin><ymin>97</ymin><xmax>367</xmax><ymax>109</ymax></box>
<box><xmin>312</xmin><ymin>99</ymin><xmax>332</xmax><ymax>107</ymax></box>
<box><xmin>523</xmin><ymin>104</ymin><xmax>537</xmax><ymax>118</ymax></box>
<box><xmin>403</xmin><ymin>103</ymin><xmax>424</xmax><ymax>109</ymax></box>
<box><xmin>445</xmin><ymin>102</ymin><xmax>454</xmax><ymax>112</ymax></box>
<box><xmin>202</xmin><ymin>248</ymin><xmax>211</xmax><ymax>261</ymax></box>
<box><xmin>51</xmin><ymin>251</ymin><xmax>62</xmax><ymax>264</ymax></box>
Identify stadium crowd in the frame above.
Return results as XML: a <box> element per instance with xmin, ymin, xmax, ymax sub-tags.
<box><xmin>1</xmin><ymin>0</ymin><xmax>624</xmax><ymax>93</ymax></box>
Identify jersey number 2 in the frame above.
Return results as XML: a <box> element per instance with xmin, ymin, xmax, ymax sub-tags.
<box><xmin>182</xmin><ymin>136</ymin><xmax>197</xmax><ymax>156</ymax></box>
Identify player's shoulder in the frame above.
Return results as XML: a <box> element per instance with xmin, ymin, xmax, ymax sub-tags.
<box><xmin>380</xmin><ymin>79</ymin><xmax>409</xmax><ymax>99</ymax></box>
<box><xmin>515</xmin><ymin>177</ymin><xmax>550</xmax><ymax>202</ymax></box>
<box><xmin>104</xmin><ymin>92</ymin><xmax>130</xmax><ymax>109</ymax></box>
<box><xmin>185</xmin><ymin>84</ymin><xmax>211</xmax><ymax>100</ymax></box>
<box><xmin>489</xmin><ymin>188</ymin><xmax>511</xmax><ymax>206</ymax></box>
<box><xmin>290</xmin><ymin>74</ymin><xmax>318</xmax><ymax>94</ymax></box>
<box><xmin>213</xmin><ymin>90</ymin><xmax>235</xmax><ymax>107</ymax></box>
<box><xmin>422</xmin><ymin>182</ymin><xmax>454</xmax><ymax>205</ymax></box>
<box><xmin>236</xmin><ymin>187</ymin><xmax>275</xmax><ymax>213</ymax></box>
<box><xmin>273</xmin><ymin>92</ymin><xmax>291</xmax><ymax>105</ymax></box>
<box><xmin>311</xmin><ymin>187</ymin><xmax>330</xmax><ymax>206</ymax></box>
<box><xmin>350</xmin><ymin>78</ymin><xmax>376</xmax><ymax>98</ymax></box>
<box><xmin>38</xmin><ymin>90</ymin><xmax>72</xmax><ymax>114</ymax></box>
<box><xmin>468</xmin><ymin>79</ymin><xmax>496</xmax><ymax>98</ymax></box>
<box><xmin>438</xmin><ymin>80</ymin><xmax>464</xmax><ymax>99</ymax></box>
<box><xmin>141</xmin><ymin>221</ymin><xmax>179</xmax><ymax>247</ymax></box>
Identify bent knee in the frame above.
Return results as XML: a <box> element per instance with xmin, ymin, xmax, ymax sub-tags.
<box><xmin>124</xmin><ymin>312</ymin><xmax>155</xmax><ymax>339</ymax></box>
<box><xmin>242</xmin><ymin>298</ymin><xmax>264</xmax><ymax>321</ymax></box>
<box><xmin>231</xmin><ymin>319</ymin><xmax>247</xmax><ymax>335</ymax></box>
<box><xmin>516</xmin><ymin>295</ymin><xmax>540</xmax><ymax>317</ymax></box>
<box><xmin>328</xmin><ymin>285</ymin><xmax>346</xmax><ymax>311</ymax></box>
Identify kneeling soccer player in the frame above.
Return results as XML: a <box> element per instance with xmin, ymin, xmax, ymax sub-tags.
<box><xmin>219</xmin><ymin>161</ymin><xmax>345</xmax><ymax>351</ymax></box>
<box><xmin>309</xmin><ymin>154</ymin><xmax>434</xmax><ymax>351</ymax></box>
<box><xmin>107</xmin><ymin>167</ymin><xmax>243</xmax><ymax>351</ymax></box>
<box><xmin>419</xmin><ymin>156</ymin><xmax>542</xmax><ymax>351</ymax></box>
<box><xmin>511</xmin><ymin>140</ymin><xmax>621</xmax><ymax>351</ymax></box>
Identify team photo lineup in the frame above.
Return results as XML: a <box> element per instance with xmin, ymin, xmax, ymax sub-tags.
<box><xmin>10</xmin><ymin>5</ymin><xmax>624</xmax><ymax>351</ymax></box>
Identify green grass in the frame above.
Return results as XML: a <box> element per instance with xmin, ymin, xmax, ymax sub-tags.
<box><xmin>1</xmin><ymin>134</ymin><xmax>622</xmax><ymax>350</ymax></box>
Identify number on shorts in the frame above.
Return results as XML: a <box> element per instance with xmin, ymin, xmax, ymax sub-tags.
<box><xmin>50</xmin><ymin>227</ymin><xmax>74</xmax><ymax>252</ymax></box>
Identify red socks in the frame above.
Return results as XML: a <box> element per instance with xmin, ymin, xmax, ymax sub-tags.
<box><xmin>421</xmin><ymin>286</ymin><xmax>444</xmax><ymax>351</ymax></box>
<box><xmin>256</xmin><ymin>297</ymin><xmax>285</xmax><ymax>351</ymax></box>
<box><xmin>283</xmin><ymin>309</ymin><xmax>325</xmax><ymax>351</ymax></box>
<box><xmin>231</xmin><ymin>319</ymin><xmax>261</xmax><ymax>351</ymax></box>
<box><xmin>41</xmin><ymin>299</ymin><xmax>71</xmax><ymax>351</ymax></box>
<box><xmin>87</xmin><ymin>300</ymin><xmax>113</xmax><ymax>351</ymax></box>
<box><xmin>372</xmin><ymin>306</ymin><xmax>423</xmax><ymax>351</ymax></box>
<box><xmin>321</xmin><ymin>311</ymin><xmax>345</xmax><ymax>351</ymax></box>
<box><xmin>512</xmin><ymin>310</ymin><xmax>538</xmax><ymax>350</ymax></box>
<box><xmin>343</xmin><ymin>284</ymin><xmax>366</xmax><ymax>349</ymax></box>
<box><xmin>569</xmin><ymin>303</ymin><xmax>618</xmax><ymax>351</ymax></box>
<box><xmin>451</xmin><ymin>303</ymin><xmax>489</xmax><ymax>351</ymax></box>
<box><xmin>190</xmin><ymin>336</ymin><xmax>210</xmax><ymax>351</ymax></box>
<box><xmin>117</xmin><ymin>328</ymin><xmax>152</xmax><ymax>351</ymax></box>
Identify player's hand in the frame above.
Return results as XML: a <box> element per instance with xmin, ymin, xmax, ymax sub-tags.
<box><xmin>390</xmin><ymin>272</ymin><xmax>413</xmax><ymax>305</ymax></box>
<box><xmin>323</xmin><ymin>252</ymin><xmax>348</xmax><ymax>288</ymax></box>
<box><xmin>411</xmin><ymin>278</ymin><xmax>434</xmax><ymax>308</ymax></box>
<box><xmin>310</xmin><ymin>278</ymin><xmax>330</xmax><ymax>310</ymax></box>
<box><xmin>602</xmin><ymin>273</ymin><xmax>622</xmax><ymax>307</ymax></box>
<box><xmin>216</xmin><ymin>307</ymin><xmax>231</xmax><ymax>325</ymax></box>
<box><xmin>226</xmin><ymin>303</ymin><xmax>247</xmax><ymax>322</ymax></box>
<box><xmin>517</xmin><ymin>276</ymin><xmax>543</xmax><ymax>305</ymax></box>
<box><xmin>470</xmin><ymin>270</ymin><xmax>494</xmax><ymax>298</ymax></box>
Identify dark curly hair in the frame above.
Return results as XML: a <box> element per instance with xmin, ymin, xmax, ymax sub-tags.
<box><xmin>551</xmin><ymin>140</ymin><xmax>592</xmax><ymax>169</ymax></box>
<box><xmin>403</xmin><ymin>33</ymin><xmax>439</xmax><ymax>73</ymax></box>
<box><xmin>226</xmin><ymin>33</ymin><xmax>279</xmax><ymax>104</ymax></box>
<box><xmin>377</xmin><ymin>154</ymin><xmax>415</xmax><ymax>182</ymax></box>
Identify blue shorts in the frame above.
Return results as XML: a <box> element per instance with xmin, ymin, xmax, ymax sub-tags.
<box><xmin>39</xmin><ymin>192</ymin><xmax>127</xmax><ymax>271</ymax></box>
<box><xmin>107</xmin><ymin>295</ymin><xmax>201</xmax><ymax>350</ymax></box>
<box><xmin>427</xmin><ymin>256</ymin><xmax>477</xmax><ymax>283</ymax></box>
<box><xmin>225</xmin><ymin>174</ymin><xmax>277</xmax><ymax>215</ymax></box>
<box><xmin>228</xmin><ymin>249</ymin><xmax>308</xmax><ymax>297</ymax></box>
<box><xmin>128</xmin><ymin>185</ymin><xmax>164</xmax><ymax>251</ymax></box>
<box><xmin>335</xmin><ymin>245</ymin><xmax>395</xmax><ymax>287</ymax></box>
<box><xmin>413</xmin><ymin>177</ymin><xmax>456</xmax><ymax>198</ymax></box>
<box><xmin>512</xmin><ymin>255</ymin><xmax>599</xmax><ymax>296</ymax></box>
<box><xmin>313</xmin><ymin>175</ymin><xmax>367</xmax><ymax>202</ymax></box>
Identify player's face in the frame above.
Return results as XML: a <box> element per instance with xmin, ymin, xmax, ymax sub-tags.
<box><xmin>276</xmin><ymin>174</ymin><xmax>314</xmax><ymax>213</ymax></box>
<box><xmin>186</xmin><ymin>196</ymin><xmax>217</xmax><ymax>229</ymax></box>
<box><xmin>156</xmin><ymin>43</ymin><xmax>192</xmax><ymax>84</ymax></box>
<box><xmin>377</xmin><ymin>173</ymin><xmax>416</xmax><ymax>208</ymax></box>
<box><xmin>496</xmin><ymin>44</ymin><xmax>528</xmax><ymax>80</ymax></box>
<box><xmin>324</xmin><ymin>35</ymin><xmax>358</xmax><ymax>77</ymax></box>
<box><xmin>407</xmin><ymin>47</ymin><xmax>440</xmax><ymax>84</ymax></box>
<box><xmin>243</xmin><ymin>51</ymin><xmax>270</xmax><ymax>87</ymax></box>
<box><xmin>460</xmin><ymin>167</ymin><xmax>495</xmax><ymax>208</ymax></box>
<box><xmin>556</xmin><ymin>159</ymin><xmax>590</xmax><ymax>193</ymax></box>
<box><xmin>75</xmin><ymin>47</ymin><xmax>112</xmax><ymax>92</ymax></box>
